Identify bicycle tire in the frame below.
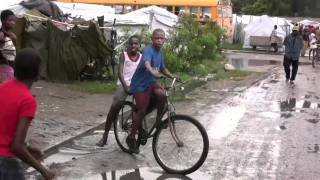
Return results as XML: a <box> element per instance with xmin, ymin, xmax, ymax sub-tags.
<box><xmin>114</xmin><ymin>101</ymin><xmax>135</xmax><ymax>153</ymax></box>
<box><xmin>152</xmin><ymin>114</ymin><xmax>209</xmax><ymax>175</ymax></box>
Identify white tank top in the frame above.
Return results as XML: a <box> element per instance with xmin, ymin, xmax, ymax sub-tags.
<box><xmin>117</xmin><ymin>51</ymin><xmax>141</xmax><ymax>86</ymax></box>
<box><xmin>0</xmin><ymin>36</ymin><xmax>16</xmax><ymax>62</ymax></box>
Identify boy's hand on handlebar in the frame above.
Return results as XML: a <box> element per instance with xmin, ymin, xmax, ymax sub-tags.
<box><xmin>172</xmin><ymin>75</ymin><xmax>183</xmax><ymax>83</ymax></box>
<box><xmin>153</xmin><ymin>70</ymin><xmax>163</xmax><ymax>78</ymax></box>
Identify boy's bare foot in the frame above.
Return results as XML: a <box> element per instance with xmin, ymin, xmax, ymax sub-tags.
<box><xmin>96</xmin><ymin>138</ymin><xmax>107</xmax><ymax>147</ymax></box>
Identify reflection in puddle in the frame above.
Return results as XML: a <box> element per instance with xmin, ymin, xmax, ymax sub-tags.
<box><xmin>228</xmin><ymin>59</ymin><xmax>280</xmax><ymax>70</ymax></box>
<box><xmin>27</xmin><ymin>167</ymin><xmax>209</xmax><ymax>180</ymax></box>
<box><xmin>307</xmin><ymin>144</ymin><xmax>320</xmax><ymax>153</ymax></box>
<box><xmin>84</xmin><ymin>167</ymin><xmax>208</xmax><ymax>180</ymax></box>
<box><xmin>280</xmin><ymin>98</ymin><xmax>320</xmax><ymax>112</ymax></box>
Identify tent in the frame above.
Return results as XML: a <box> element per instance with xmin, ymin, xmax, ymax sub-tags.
<box><xmin>54</xmin><ymin>2</ymin><xmax>115</xmax><ymax>21</ymax></box>
<box><xmin>298</xmin><ymin>19</ymin><xmax>318</xmax><ymax>26</ymax></box>
<box><xmin>233</xmin><ymin>14</ymin><xmax>292</xmax><ymax>44</ymax></box>
<box><xmin>0</xmin><ymin>0</ymin><xmax>22</xmax><ymax>11</ymax></box>
<box><xmin>104</xmin><ymin>5</ymin><xmax>178</xmax><ymax>37</ymax></box>
<box><xmin>243</xmin><ymin>15</ymin><xmax>286</xmax><ymax>48</ymax></box>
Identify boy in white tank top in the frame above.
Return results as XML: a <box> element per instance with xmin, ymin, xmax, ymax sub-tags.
<box><xmin>97</xmin><ymin>35</ymin><xmax>141</xmax><ymax>146</ymax></box>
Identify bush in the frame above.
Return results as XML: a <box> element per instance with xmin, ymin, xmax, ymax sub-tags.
<box><xmin>164</xmin><ymin>15</ymin><xmax>224</xmax><ymax>74</ymax></box>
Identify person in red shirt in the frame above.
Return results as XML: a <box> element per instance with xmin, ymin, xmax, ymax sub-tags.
<box><xmin>0</xmin><ymin>48</ymin><xmax>54</xmax><ymax>180</ymax></box>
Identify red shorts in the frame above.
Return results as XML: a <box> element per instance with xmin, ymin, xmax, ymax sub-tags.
<box><xmin>133</xmin><ymin>83</ymin><xmax>164</xmax><ymax>113</ymax></box>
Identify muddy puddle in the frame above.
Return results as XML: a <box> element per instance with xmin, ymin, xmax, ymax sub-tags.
<box><xmin>28</xmin><ymin>166</ymin><xmax>209</xmax><ymax>180</ymax></box>
<box><xmin>26</xmin><ymin>128</ymin><xmax>209</xmax><ymax>180</ymax></box>
<box><xmin>228</xmin><ymin>58</ymin><xmax>281</xmax><ymax>70</ymax></box>
<box><xmin>280</xmin><ymin>98</ymin><xmax>320</xmax><ymax>112</ymax></box>
<box><xmin>84</xmin><ymin>167</ymin><xmax>210</xmax><ymax>180</ymax></box>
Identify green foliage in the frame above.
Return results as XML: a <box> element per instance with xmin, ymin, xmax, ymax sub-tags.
<box><xmin>164</xmin><ymin>15</ymin><xmax>224</xmax><ymax>74</ymax></box>
<box><xmin>232</xmin><ymin>0</ymin><xmax>319</xmax><ymax>17</ymax></box>
<box><xmin>241</xmin><ymin>0</ymin><xmax>292</xmax><ymax>16</ymax></box>
<box><xmin>72</xmin><ymin>80</ymin><xmax>117</xmax><ymax>94</ymax></box>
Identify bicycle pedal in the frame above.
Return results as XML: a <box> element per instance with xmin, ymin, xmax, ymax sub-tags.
<box><xmin>139</xmin><ymin>129</ymin><xmax>148</xmax><ymax>145</ymax></box>
<box><xmin>140</xmin><ymin>138</ymin><xmax>148</xmax><ymax>145</ymax></box>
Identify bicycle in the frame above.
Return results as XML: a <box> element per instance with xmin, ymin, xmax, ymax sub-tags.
<box><xmin>113</xmin><ymin>78</ymin><xmax>209</xmax><ymax>175</ymax></box>
<box><xmin>312</xmin><ymin>44</ymin><xmax>320</xmax><ymax>68</ymax></box>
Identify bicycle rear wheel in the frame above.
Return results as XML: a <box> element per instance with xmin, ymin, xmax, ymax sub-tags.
<box><xmin>152</xmin><ymin>114</ymin><xmax>209</xmax><ymax>175</ymax></box>
<box><xmin>114</xmin><ymin>101</ymin><xmax>135</xmax><ymax>153</ymax></box>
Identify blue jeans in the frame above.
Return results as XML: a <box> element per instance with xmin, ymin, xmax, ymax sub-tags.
<box><xmin>0</xmin><ymin>157</ymin><xmax>25</xmax><ymax>180</ymax></box>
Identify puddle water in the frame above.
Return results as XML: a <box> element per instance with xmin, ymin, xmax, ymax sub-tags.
<box><xmin>26</xmin><ymin>128</ymin><xmax>210</xmax><ymax>180</ymax></box>
<box><xmin>307</xmin><ymin>144</ymin><xmax>320</xmax><ymax>153</ymax></box>
<box><xmin>228</xmin><ymin>58</ymin><xmax>280</xmax><ymax>70</ymax></box>
<box><xmin>78</xmin><ymin>167</ymin><xmax>210</xmax><ymax>180</ymax></box>
<box><xmin>207</xmin><ymin>100</ymin><xmax>246</xmax><ymax>139</ymax></box>
<box><xmin>280</xmin><ymin>98</ymin><xmax>320</xmax><ymax>112</ymax></box>
<box><xmin>306</xmin><ymin>119</ymin><xmax>320</xmax><ymax>124</ymax></box>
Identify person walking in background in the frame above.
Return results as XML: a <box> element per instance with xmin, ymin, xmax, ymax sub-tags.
<box><xmin>283</xmin><ymin>25</ymin><xmax>304</xmax><ymax>85</ymax></box>
<box><xmin>270</xmin><ymin>25</ymin><xmax>279</xmax><ymax>53</ymax></box>
<box><xmin>301</xmin><ymin>27</ymin><xmax>310</xmax><ymax>57</ymax></box>
<box><xmin>309</xmin><ymin>32</ymin><xmax>318</xmax><ymax>60</ymax></box>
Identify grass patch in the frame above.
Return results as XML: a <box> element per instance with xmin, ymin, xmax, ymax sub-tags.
<box><xmin>221</xmin><ymin>43</ymin><xmax>243</xmax><ymax>50</ymax></box>
<box><xmin>71</xmin><ymin>80</ymin><xmax>117</xmax><ymax>94</ymax></box>
<box><xmin>215</xmin><ymin>69</ymin><xmax>252</xmax><ymax>80</ymax></box>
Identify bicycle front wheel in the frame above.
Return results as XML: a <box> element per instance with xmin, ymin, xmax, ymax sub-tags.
<box><xmin>152</xmin><ymin>115</ymin><xmax>209</xmax><ymax>175</ymax></box>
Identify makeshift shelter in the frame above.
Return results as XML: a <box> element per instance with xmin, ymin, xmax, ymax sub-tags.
<box><xmin>1</xmin><ymin>1</ymin><xmax>113</xmax><ymax>81</ymax></box>
<box><xmin>233</xmin><ymin>14</ymin><xmax>292</xmax><ymax>44</ymax></box>
<box><xmin>104</xmin><ymin>5</ymin><xmax>178</xmax><ymax>37</ymax></box>
<box><xmin>242</xmin><ymin>15</ymin><xmax>286</xmax><ymax>49</ymax></box>
<box><xmin>54</xmin><ymin>2</ymin><xmax>115</xmax><ymax>20</ymax></box>
<box><xmin>298</xmin><ymin>19</ymin><xmax>318</xmax><ymax>27</ymax></box>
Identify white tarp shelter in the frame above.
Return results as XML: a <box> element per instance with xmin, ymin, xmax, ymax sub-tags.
<box><xmin>243</xmin><ymin>15</ymin><xmax>286</xmax><ymax>48</ymax></box>
<box><xmin>0</xmin><ymin>0</ymin><xmax>28</xmax><ymax>18</ymax></box>
<box><xmin>233</xmin><ymin>14</ymin><xmax>292</xmax><ymax>44</ymax></box>
<box><xmin>298</xmin><ymin>19</ymin><xmax>318</xmax><ymax>26</ymax></box>
<box><xmin>104</xmin><ymin>6</ymin><xmax>178</xmax><ymax>37</ymax></box>
<box><xmin>54</xmin><ymin>2</ymin><xmax>115</xmax><ymax>21</ymax></box>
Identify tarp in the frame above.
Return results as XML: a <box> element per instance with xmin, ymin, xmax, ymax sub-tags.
<box><xmin>243</xmin><ymin>15</ymin><xmax>286</xmax><ymax>48</ymax></box>
<box><xmin>4</xmin><ymin>8</ymin><xmax>112</xmax><ymax>81</ymax></box>
<box><xmin>298</xmin><ymin>19</ymin><xmax>318</xmax><ymax>26</ymax></box>
<box><xmin>45</xmin><ymin>22</ymin><xmax>112</xmax><ymax>81</ymax></box>
<box><xmin>232</xmin><ymin>14</ymin><xmax>292</xmax><ymax>44</ymax></box>
<box><xmin>0</xmin><ymin>0</ymin><xmax>22</xmax><ymax>11</ymax></box>
<box><xmin>104</xmin><ymin>6</ymin><xmax>178</xmax><ymax>37</ymax></box>
<box><xmin>54</xmin><ymin>2</ymin><xmax>115</xmax><ymax>21</ymax></box>
<box><xmin>0</xmin><ymin>0</ymin><xmax>28</xmax><ymax>20</ymax></box>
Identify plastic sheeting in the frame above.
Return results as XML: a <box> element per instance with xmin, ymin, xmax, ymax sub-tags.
<box><xmin>298</xmin><ymin>19</ymin><xmax>318</xmax><ymax>26</ymax></box>
<box><xmin>54</xmin><ymin>2</ymin><xmax>115</xmax><ymax>21</ymax></box>
<box><xmin>242</xmin><ymin>15</ymin><xmax>287</xmax><ymax>48</ymax></box>
<box><xmin>105</xmin><ymin>6</ymin><xmax>178</xmax><ymax>38</ymax></box>
<box><xmin>0</xmin><ymin>0</ymin><xmax>22</xmax><ymax>11</ymax></box>
<box><xmin>233</xmin><ymin>14</ymin><xmax>293</xmax><ymax>44</ymax></box>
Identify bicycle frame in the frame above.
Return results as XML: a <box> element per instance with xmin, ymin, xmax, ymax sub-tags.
<box><xmin>140</xmin><ymin>78</ymin><xmax>184</xmax><ymax>146</ymax></box>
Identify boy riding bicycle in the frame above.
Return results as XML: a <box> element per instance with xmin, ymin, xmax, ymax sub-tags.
<box><xmin>127</xmin><ymin>29</ymin><xmax>176</xmax><ymax>154</ymax></box>
<box><xmin>97</xmin><ymin>35</ymin><xmax>142</xmax><ymax>147</ymax></box>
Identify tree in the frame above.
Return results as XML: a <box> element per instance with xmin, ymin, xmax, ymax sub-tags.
<box><xmin>231</xmin><ymin>0</ymin><xmax>319</xmax><ymax>17</ymax></box>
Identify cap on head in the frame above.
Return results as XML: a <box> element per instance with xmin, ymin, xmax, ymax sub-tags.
<box><xmin>292</xmin><ymin>25</ymin><xmax>299</xmax><ymax>31</ymax></box>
